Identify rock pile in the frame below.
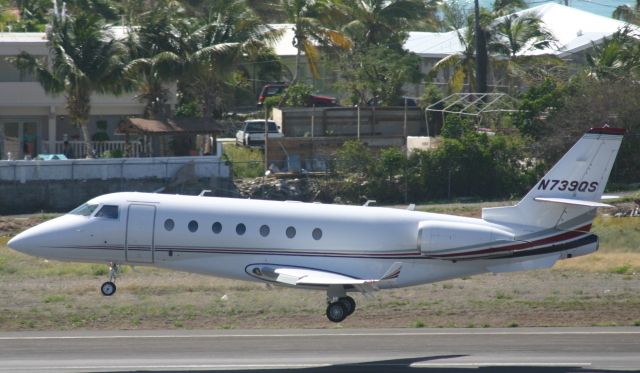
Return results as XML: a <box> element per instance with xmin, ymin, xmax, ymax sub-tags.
<box><xmin>234</xmin><ymin>177</ymin><xmax>317</xmax><ymax>201</ymax></box>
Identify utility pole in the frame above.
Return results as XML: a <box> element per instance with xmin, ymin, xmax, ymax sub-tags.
<box><xmin>264</xmin><ymin>106</ymin><xmax>269</xmax><ymax>174</ymax></box>
<box><xmin>474</xmin><ymin>0</ymin><xmax>488</xmax><ymax>94</ymax></box>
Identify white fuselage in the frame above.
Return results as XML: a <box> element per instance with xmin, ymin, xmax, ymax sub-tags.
<box><xmin>8</xmin><ymin>192</ymin><xmax>597</xmax><ymax>291</ymax></box>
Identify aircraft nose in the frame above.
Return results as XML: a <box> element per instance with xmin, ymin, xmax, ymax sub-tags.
<box><xmin>7</xmin><ymin>229</ymin><xmax>40</xmax><ymax>256</ymax></box>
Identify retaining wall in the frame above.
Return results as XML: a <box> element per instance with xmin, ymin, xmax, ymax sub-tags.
<box><xmin>0</xmin><ymin>154</ymin><xmax>233</xmax><ymax>214</ymax></box>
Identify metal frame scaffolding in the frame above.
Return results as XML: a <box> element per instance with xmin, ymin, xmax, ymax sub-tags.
<box><xmin>424</xmin><ymin>93</ymin><xmax>519</xmax><ymax>136</ymax></box>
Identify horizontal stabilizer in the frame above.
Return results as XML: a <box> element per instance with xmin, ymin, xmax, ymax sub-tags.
<box><xmin>601</xmin><ymin>195</ymin><xmax>620</xmax><ymax>200</ymax></box>
<box><xmin>534</xmin><ymin>197</ymin><xmax>613</xmax><ymax>208</ymax></box>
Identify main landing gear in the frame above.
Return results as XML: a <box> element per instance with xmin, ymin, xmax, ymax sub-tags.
<box><xmin>100</xmin><ymin>262</ymin><xmax>120</xmax><ymax>296</ymax></box>
<box><xmin>326</xmin><ymin>295</ymin><xmax>356</xmax><ymax>323</ymax></box>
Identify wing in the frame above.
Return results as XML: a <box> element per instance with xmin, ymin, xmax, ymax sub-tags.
<box><xmin>247</xmin><ymin>262</ymin><xmax>402</xmax><ymax>293</ymax></box>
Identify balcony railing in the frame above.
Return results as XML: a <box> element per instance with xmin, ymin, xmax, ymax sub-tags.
<box><xmin>54</xmin><ymin>141</ymin><xmax>141</xmax><ymax>158</ymax></box>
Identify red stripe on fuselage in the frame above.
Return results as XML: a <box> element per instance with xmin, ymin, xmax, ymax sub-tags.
<box><xmin>429</xmin><ymin>224</ymin><xmax>592</xmax><ymax>259</ymax></box>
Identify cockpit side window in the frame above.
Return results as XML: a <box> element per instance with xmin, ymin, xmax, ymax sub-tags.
<box><xmin>68</xmin><ymin>203</ymin><xmax>99</xmax><ymax>216</ymax></box>
<box><xmin>95</xmin><ymin>205</ymin><xmax>119</xmax><ymax>219</ymax></box>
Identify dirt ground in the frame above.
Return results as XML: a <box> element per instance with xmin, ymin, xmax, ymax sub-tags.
<box><xmin>1</xmin><ymin>261</ymin><xmax>639</xmax><ymax>331</ymax></box>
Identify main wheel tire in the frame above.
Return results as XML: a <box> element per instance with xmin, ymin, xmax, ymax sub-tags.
<box><xmin>101</xmin><ymin>281</ymin><xmax>116</xmax><ymax>296</ymax></box>
<box><xmin>340</xmin><ymin>296</ymin><xmax>356</xmax><ymax>316</ymax></box>
<box><xmin>326</xmin><ymin>302</ymin><xmax>347</xmax><ymax>323</ymax></box>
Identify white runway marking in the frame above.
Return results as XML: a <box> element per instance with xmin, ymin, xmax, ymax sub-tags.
<box><xmin>1</xmin><ymin>364</ymin><xmax>332</xmax><ymax>371</ymax></box>
<box><xmin>1</xmin><ymin>329</ymin><xmax>639</xmax><ymax>341</ymax></box>
<box><xmin>411</xmin><ymin>362</ymin><xmax>592</xmax><ymax>368</ymax></box>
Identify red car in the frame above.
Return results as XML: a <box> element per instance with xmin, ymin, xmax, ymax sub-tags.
<box><xmin>257</xmin><ymin>83</ymin><xmax>338</xmax><ymax>108</ymax></box>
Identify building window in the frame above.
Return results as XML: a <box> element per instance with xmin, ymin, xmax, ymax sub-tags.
<box><xmin>188</xmin><ymin>220</ymin><xmax>198</xmax><ymax>232</ymax></box>
<box><xmin>260</xmin><ymin>225</ymin><xmax>270</xmax><ymax>237</ymax></box>
<box><xmin>286</xmin><ymin>226</ymin><xmax>296</xmax><ymax>239</ymax></box>
<box><xmin>236</xmin><ymin>223</ymin><xmax>246</xmax><ymax>235</ymax></box>
<box><xmin>164</xmin><ymin>219</ymin><xmax>175</xmax><ymax>231</ymax></box>
<box><xmin>212</xmin><ymin>222</ymin><xmax>222</xmax><ymax>234</ymax></box>
<box><xmin>312</xmin><ymin>228</ymin><xmax>322</xmax><ymax>240</ymax></box>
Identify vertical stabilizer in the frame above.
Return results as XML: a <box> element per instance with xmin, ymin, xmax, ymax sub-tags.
<box><xmin>482</xmin><ymin>128</ymin><xmax>624</xmax><ymax>230</ymax></box>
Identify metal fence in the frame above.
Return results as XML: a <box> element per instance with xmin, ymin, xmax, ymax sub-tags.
<box><xmin>53</xmin><ymin>141</ymin><xmax>142</xmax><ymax>158</ymax></box>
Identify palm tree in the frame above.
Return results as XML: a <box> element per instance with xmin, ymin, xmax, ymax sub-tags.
<box><xmin>252</xmin><ymin>0</ymin><xmax>351</xmax><ymax>83</ymax></box>
<box><xmin>342</xmin><ymin>0</ymin><xmax>435</xmax><ymax>47</ymax></box>
<box><xmin>124</xmin><ymin>5</ymin><xmax>185</xmax><ymax>119</ymax></box>
<box><xmin>489</xmin><ymin>12</ymin><xmax>556</xmax><ymax>92</ymax></box>
<box><xmin>613</xmin><ymin>1</ymin><xmax>640</xmax><ymax>24</ymax></box>
<box><xmin>12</xmin><ymin>10</ymin><xmax>128</xmax><ymax>158</ymax></box>
<box><xmin>428</xmin><ymin>24</ymin><xmax>477</xmax><ymax>93</ymax></box>
<box><xmin>586</xmin><ymin>27</ymin><xmax>639</xmax><ymax>81</ymax></box>
<box><xmin>489</xmin><ymin>13</ymin><xmax>555</xmax><ymax>58</ymax></box>
<box><xmin>153</xmin><ymin>0</ymin><xmax>281</xmax><ymax>119</ymax></box>
<box><xmin>492</xmin><ymin>0</ymin><xmax>527</xmax><ymax>16</ymax></box>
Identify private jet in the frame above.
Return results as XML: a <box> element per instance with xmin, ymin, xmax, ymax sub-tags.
<box><xmin>8</xmin><ymin>127</ymin><xmax>624</xmax><ymax>322</ymax></box>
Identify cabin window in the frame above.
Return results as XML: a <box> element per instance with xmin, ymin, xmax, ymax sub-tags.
<box><xmin>95</xmin><ymin>205</ymin><xmax>119</xmax><ymax>219</ymax></box>
<box><xmin>164</xmin><ymin>219</ymin><xmax>175</xmax><ymax>231</ymax></box>
<box><xmin>188</xmin><ymin>220</ymin><xmax>199</xmax><ymax>232</ymax></box>
<box><xmin>236</xmin><ymin>223</ymin><xmax>246</xmax><ymax>235</ymax></box>
<box><xmin>312</xmin><ymin>228</ymin><xmax>322</xmax><ymax>240</ymax></box>
<box><xmin>286</xmin><ymin>226</ymin><xmax>296</xmax><ymax>239</ymax></box>
<box><xmin>69</xmin><ymin>203</ymin><xmax>98</xmax><ymax>216</ymax></box>
<box><xmin>260</xmin><ymin>225</ymin><xmax>270</xmax><ymax>237</ymax></box>
<box><xmin>212</xmin><ymin>222</ymin><xmax>222</xmax><ymax>234</ymax></box>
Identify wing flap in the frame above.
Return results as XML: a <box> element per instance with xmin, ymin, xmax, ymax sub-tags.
<box><xmin>274</xmin><ymin>268</ymin><xmax>373</xmax><ymax>285</ymax></box>
<box><xmin>248</xmin><ymin>262</ymin><xmax>403</xmax><ymax>291</ymax></box>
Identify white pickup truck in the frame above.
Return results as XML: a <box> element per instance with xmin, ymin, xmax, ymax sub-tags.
<box><xmin>235</xmin><ymin>119</ymin><xmax>283</xmax><ymax>147</ymax></box>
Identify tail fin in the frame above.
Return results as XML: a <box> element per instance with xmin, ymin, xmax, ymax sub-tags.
<box><xmin>482</xmin><ymin>127</ymin><xmax>624</xmax><ymax>230</ymax></box>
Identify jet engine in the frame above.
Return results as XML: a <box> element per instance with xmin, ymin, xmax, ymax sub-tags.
<box><xmin>418</xmin><ymin>221</ymin><xmax>514</xmax><ymax>254</ymax></box>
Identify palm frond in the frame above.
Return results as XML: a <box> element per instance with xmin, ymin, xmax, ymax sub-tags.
<box><xmin>302</xmin><ymin>39</ymin><xmax>321</xmax><ymax>79</ymax></box>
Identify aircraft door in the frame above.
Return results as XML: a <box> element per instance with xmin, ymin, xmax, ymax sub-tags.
<box><xmin>126</xmin><ymin>204</ymin><xmax>156</xmax><ymax>263</ymax></box>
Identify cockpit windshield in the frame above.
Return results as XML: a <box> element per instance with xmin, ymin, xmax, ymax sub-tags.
<box><xmin>68</xmin><ymin>203</ymin><xmax>99</xmax><ymax>216</ymax></box>
<box><xmin>95</xmin><ymin>205</ymin><xmax>119</xmax><ymax>219</ymax></box>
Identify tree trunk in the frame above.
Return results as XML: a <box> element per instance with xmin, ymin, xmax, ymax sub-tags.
<box><xmin>474</xmin><ymin>0</ymin><xmax>488</xmax><ymax>94</ymax></box>
<box><xmin>67</xmin><ymin>89</ymin><xmax>93</xmax><ymax>158</ymax></box>
<box><xmin>80</xmin><ymin>122</ymin><xmax>92</xmax><ymax>158</ymax></box>
<box><xmin>277</xmin><ymin>34</ymin><xmax>303</xmax><ymax>108</ymax></box>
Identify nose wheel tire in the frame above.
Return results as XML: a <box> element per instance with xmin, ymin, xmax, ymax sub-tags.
<box><xmin>101</xmin><ymin>281</ymin><xmax>116</xmax><ymax>296</ymax></box>
<box><xmin>326</xmin><ymin>302</ymin><xmax>347</xmax><ymax>323</ymax></box>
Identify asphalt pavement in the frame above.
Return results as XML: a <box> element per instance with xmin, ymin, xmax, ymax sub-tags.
<box><xmin>0</xmin><ymin>327</ymin><xmax>638</xmax><ymax>372</ymax></box>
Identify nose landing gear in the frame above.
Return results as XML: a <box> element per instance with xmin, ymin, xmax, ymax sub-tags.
<box><xmin>100</xmin><ymin>262</ymin><xmax>119</xmax><ymax>296</ymax></box>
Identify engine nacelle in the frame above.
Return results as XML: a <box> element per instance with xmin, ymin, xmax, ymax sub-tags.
<box><xmin>419</xmin><ymin>221</ymin><xmax>514</xmax><ymax>254</ymax></box>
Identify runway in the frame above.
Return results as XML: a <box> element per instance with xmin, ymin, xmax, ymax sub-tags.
<box><xmin>0</xmin><ymin>327</ymin><xmax>639</xmax><ymax>372</ymax></box>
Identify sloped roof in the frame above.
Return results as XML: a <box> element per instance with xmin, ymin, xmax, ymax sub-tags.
<box><xmin>118</xmin><ymin>118</ymin><xmax>221</xmax><ymax>134</ymax></box>
<box><xmin>405</xmin><ymin>3</ymin><xmax>637</xmax><ymax>58</ymax></box>
<box><xmin>269</xmin><ymin>24</ymin><xmax>298</xmax><ymax>57</ymax></box>
<box><xmin>404</xmin><ymin>30</ymin><xmax>464</xmax><ymax>58</ymax></box>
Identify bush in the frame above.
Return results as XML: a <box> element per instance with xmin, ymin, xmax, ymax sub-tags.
<box><xmin>283</xmin><ymin>83</ymin><xmax>313</xmax><ymax>107</ymax></box>
<box><xmin>101</xmin><ymin>149</ymin><xmax>123</xmax><ymax>158</ymax></box>
<box><xmin>332</xmin><ymin>128</ymin><xmax>536</xmax><ymax>204</ymax></box>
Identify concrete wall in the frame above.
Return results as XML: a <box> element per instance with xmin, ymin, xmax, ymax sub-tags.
<box><xmin>0</xmin><ymin>152</ymin><xmax>233</xmax><ymax>214</ymax></box>
<box><xmin>0</xmin><ymin>177</ymin><xmax>235</xmax><ymax>214</ymax></box>
<box><xmin>0</xmin><ymin>156</ymin><xmax>230</xmax><ymax>183</ymax></box>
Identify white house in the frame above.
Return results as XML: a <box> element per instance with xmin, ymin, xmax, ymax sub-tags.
<box><xmin>0</xmin><ymin>27</ymin><xmax>177</xmax><ymax>160</ymax></box>
<box><xmin>404</xmin><ymin>3</ymin><xmax>637</xmax><ymax>93</ymax></box>
<box><xmin>0</xmin><ymin>3</ymin><xmax>635</xmax><ymax>159</ymax></box>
